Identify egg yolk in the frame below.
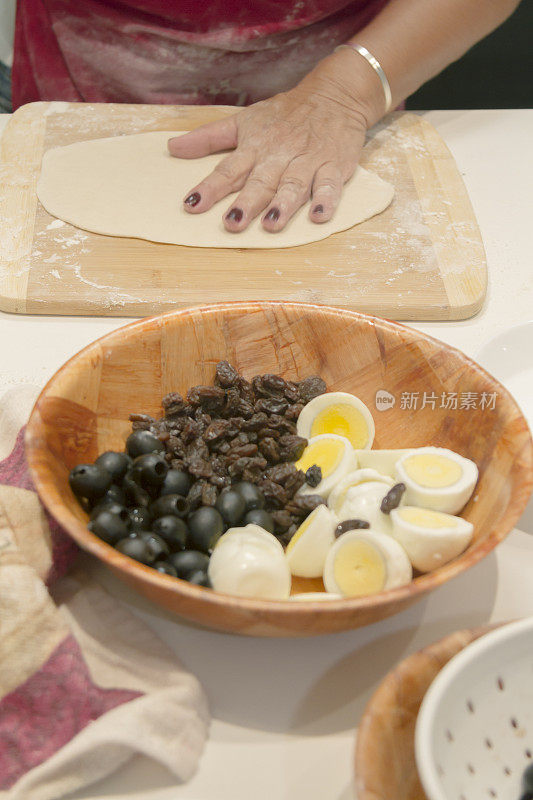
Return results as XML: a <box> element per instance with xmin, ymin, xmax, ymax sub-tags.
<box><xmin>403</xmin><ymin>453</ymin><xmax>462</xmax><ymax>488</ymax></box>
<box><xmin>286</xmin><ymin>512</ymin><xmax>315</xmax><ymax>554</ymax></box>
<box><xmin>296</xmin><ymin>437</ymin><xmax>344</xmax><ymax>477</ymax></box>
<box><xmin>333</xmin><ymin>540</ymin><xmax>386</xmax><ymax>596</ymax></box>
<box><xmin>398</xmin><ymin>507</ymin><xmax>457</xmax><ymax>529</ymax></box>
<box><xmin>310</xmin><ymin>404</ymin><xmax>369</xmax><ymax>448</ymax></box>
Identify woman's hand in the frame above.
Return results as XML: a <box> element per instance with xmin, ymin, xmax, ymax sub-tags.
<box><xmin>168</xmin><ymin>52</ymin><xmax>380</xmax><ymax>233</ymax></box>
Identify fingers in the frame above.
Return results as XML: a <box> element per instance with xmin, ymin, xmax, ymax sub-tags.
<box><xmin>261</xmin><ymin>159</ymin><xmax>316</xmax><ymax>232</ymax></box>
<box><xmin>308</xmin><ymin>162</ymin><xmax>344</xmax><ymax>224</ymax></box>
<box><xmin>184</xmin><ymin>151</ymin><xmax>351</xmax><ymax>227</ymax></box>
<box><xmin>222</xmin><ymin>159</ymin><xmax>287</xmax><ymax>232</ymax></box>
<box><xmin>182</xmin><ymin>150</ymin><xmax>256</xmax><ymax>214</ymax></box>
<box><xmin>173</xmin><ymin>120</ymin><xmax>355</xmax><ymax>229</ymax></box>
<box><xmin>168</xmin><ymin>116</ymin><xmax>238</xmax><ymax>159</ymax></box>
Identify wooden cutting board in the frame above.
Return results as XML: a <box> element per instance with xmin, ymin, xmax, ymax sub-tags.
<box><xmin>0</xmin><ymin>102</ymin><xmax>486</xmax><ymax>319</ymax></box>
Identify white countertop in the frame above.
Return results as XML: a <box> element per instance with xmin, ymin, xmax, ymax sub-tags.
<box><xmin>1</xmin><ymin>109</ymin><xmax>532</xmax><ymax>800</ymax></box>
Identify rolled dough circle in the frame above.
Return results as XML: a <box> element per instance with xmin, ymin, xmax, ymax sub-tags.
<box><xmin>37</xmin><ymin>131</ymin><xmax>394</xmax><ymax>249</ymax></box>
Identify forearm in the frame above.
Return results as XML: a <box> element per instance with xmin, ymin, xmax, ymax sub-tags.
<box><xmin>310</xmin><ymin>0</ymin><xmax>521</xmax><ymax>126</ymax></box>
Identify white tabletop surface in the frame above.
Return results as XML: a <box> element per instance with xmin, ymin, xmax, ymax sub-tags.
<box><xmin>1</xmin><ymin>109</ymin><xmax>532</xmax><ymax>800</ymax></box>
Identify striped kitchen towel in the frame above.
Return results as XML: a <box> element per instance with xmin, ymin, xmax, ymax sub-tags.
<box><xmin>0</xmin><ymin>386</ymin><xmax>210</xmax><ymax>800</ymax></box>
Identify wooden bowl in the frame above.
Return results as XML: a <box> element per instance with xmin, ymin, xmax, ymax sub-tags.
<box><xmin>354</xmin><ymin>624</ymin><xmax>502</xmax><ymax>799</ymax></box>
<box><xmin>25</xmin><ymin>302</ymin><xmax>533</xmax><ymax>637</ymax></box>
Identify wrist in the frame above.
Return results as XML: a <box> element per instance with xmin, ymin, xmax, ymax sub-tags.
<box><xmin>302</xmin><ymin>47</ymin><xmax>388</xmax><ymax>129</ymax></box>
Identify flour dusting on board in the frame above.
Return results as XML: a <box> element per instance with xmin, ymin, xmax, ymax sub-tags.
<box><xmin>363</xmin><ymin>126</ymin><xmax>435</xmax><ymax>277</ymax></box>
<box><xmin>363</xmin><ymin>116</ymin><xmax>484</xmax><ymax>279</ymax></box>
<box><xmin>35</xmin><ymin>221</ymin><xmax>146</xmax><ymax>306</ymax></box>
<box><xmin>72</xmin><ymin>267</ymin><xmax>146</xmax><ymax>306</ymax></box>
<box><xmin>0</xmin><ymin>165</ymin><xmax>32</xmax><ymax>272</ymax></box>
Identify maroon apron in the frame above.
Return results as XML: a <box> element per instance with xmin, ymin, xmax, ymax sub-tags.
<box><xmin>13</xmin><ymin>0</ymin><xmax>388</xmax><ymax>109</ymax></box>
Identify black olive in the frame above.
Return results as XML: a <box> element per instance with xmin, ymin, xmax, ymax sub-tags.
<box><xmin>167</xmin><ymin>550</ymin><xmax>210</xmax><ymax>578</ymax></box>
<box><xmin>115</xmin><ymin>535</ymin><xmax>154</xmax><ymax>564</ymax></box>
<box><xmin>126</xmin><ymin>430</ymin><xmax>165</xmax><ymax>459</ymax></box>
<box><xmin>188</xmin><ymin>507</ymin><xmax>224</xmax><ymax>553</ymax></box>
<box><xmin>380</xmin><ymin>483</ymin><xmax>406</xmax><ymax>515</ymax></box>
<box><xmin>69</xmin><ymin>463</ymin><xmax>113</xmax><ymax>502</ymax></box>
<box><xmin>131</xmin><ymin>453</ymin><xmax>169</xmax><ymax>488</ymax></box>
<box><xmin>90</xmin><ymin>501</ymin><xmax>129</xmax><ymax>522</ymax></box>
<box><xmin>128</xmin><ymin>506</ymin><xmax>153</xmax><ymax>532</ymax></box>
<box><xmin>152</xmin><ymin>515</ymin><xmax>188</xmax><ymax>551</ymax></box>
<box><xmin>188</xmin><ymin>569</ymin><xmax>211</xmax><ymax>587</ymax></box>
<box><xmin>215</xmin><ymin>490</ymin><xmax>246</xmax><ymax>526</ymax></box>
<box><xmin>150</xmin><ymin>493</ymin><xmax>190</xmax><ymax>520</ymax></box>
<box><xmin>128</xmin><ymin>520</ymin><xmax>149</xmax><ymax>534</ymax></box>
<box><xmin>244</xmin><ymin>509</ymin><xmax>275</xmax><ymax>533</ymax></box>
<box><xmin>305</xmin><ymin>464</ymin><xmax>322</xmax><ymax>488</ymax></box>
<box><xmin>88</xmin><ymin>510</ymin><xmax>131</xmax><ymax>544</ymax></box>
<box><xmin>95</xmin><ymin>451</ymin><xmax>131</xmax><ymax>482</ymax></box>
<box><xmin>100</xmin><ymin>484</ymin><xmax>127</xmax><ymax>506</ymax></box>
<box><xmin>153</xmin><ymin>561</ymin><xmax>178</xmax><ymax>577</ymax></box>
<box><xmin>232</xmin><ymin>481</ymin><xmax>265</xmax><ymax>512</ymax></box>
<box><xmin>140</xmin><ymin>532</ymin><xmax>170</xmax><ymax>561</ymax></box>
<box><xmin>122</xmin><ymin>471</ymin><xmax>151</xmax><ymax>508</ymax></box>
<box><xmin>335</xmin><ymin>519</ymin><xmax>370</xmax><ymax>537</ymax></box>
<box><xmin>160</xmin><ymin>469</ymin><xmax>191</xmax><ymax>497</ymax></box>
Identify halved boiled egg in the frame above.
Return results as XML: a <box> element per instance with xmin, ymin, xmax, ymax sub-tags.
<box><xmin>290</xmin><ymin>592</ymin><xmax>343</xmax><ymax>601</ymax></box>
<box><xmin>208</xmin><ymin>525</ymin><xmax>291</xmax><ymax>599</ymax></box>
<box><xmin>390</xmin><ymin>506</ymin><xmax>474</xmax><ymax>572</ymax></box>
<box><xmin>296</xmin><ymin>434</ymin><xmax>357</xmax><ymax>498</ymax></box>
<box><xmin>395</xmin><ymin>447</ymin><xmax>478</xmax><ymax>514</ymax></box>
<box><xmin>323</xmin><ymin>529</ymin><xmax>412</xmax><ymax>597</ymax></box>
<box><xmin>354</xmin><ymin>449</ymin><xmax>415</xmax><ymax>479</ymax></box>
<box><xmin>297</xmin><ymin>392</ymin><xmax>375</xmax><ymax>450</ymax></box>
<box><xmin>328</xmin><ymin>468</ymin><xmax>394</xmax><ymax>515</ymax></box>
<box><xmin>285</xmin><ymin>503</ymin><xmax>338</xmax><ymax>578</ymax></box>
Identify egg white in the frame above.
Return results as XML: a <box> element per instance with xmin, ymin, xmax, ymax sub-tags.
<box><xmin>354</xmin><ymin>449</ymin><xmax>415</xmax><ymax>479</ymax></box>
<box><xmin>336</xmin><ymin>480</ymin><xmax>401</xmax><ymax>535</ymax></box>
<box><xmin>390</xmin><ymin>505</ymin><xmax>474</xmax><ymax>572</ymax></box>
<box><xmin>328</xmin><ymin>468</ymin><xmax>394</xmax><ymax>515</ymax></box>
<box><xmin>285</xmin><ymin>503</ymin><xmax>338</xmax><ymax>578</ymax></box>
<box><xmin>290</xmin><ymin>592</ymin><xmax>343</xmax><ymax>601</ymax></box>
<box><xmin>218</xmin><ymin>524</ymin><xmax>284</xmax><ymax>554</ymax></box>
<box><xmin>323</xmin><ymin>529</ymin><xmax>412</xmax><ymax>596</ymax></box>
<box><xmin>208</xmin><ymin>526</ymin><xmax>291</xmax><ymax>599</ymax></box>
<box><xmin>395</xmin><ymin>447</ymin><xmax>478</xmax><ymax>514</ymax></box>
<box><xmin>297</xmin><ymin>433</ymin><xmax>357</xmax><ymax>499</ymax></box>
<box><xmin>297</xmin><ymin>391</ymin><xmax>375</xmax><ymax>450</ymax></box>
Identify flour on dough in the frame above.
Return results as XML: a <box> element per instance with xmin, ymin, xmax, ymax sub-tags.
<box><xmin>37</xmin><ymin>131</ymin><xmax>394</xmax><ymax>249</ymax></box>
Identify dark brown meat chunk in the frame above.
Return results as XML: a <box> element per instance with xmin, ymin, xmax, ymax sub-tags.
<box><xmin>278</xmin><ymin>435</ymin><xmax>308</xmax><ymax>462</ymax></box>
<box><xmin>162</xmin><ymin>392</ymin><xmax>186</xmax><ymax>417</ymax></box>
<box><xmin>285</xmin><ymin>494</ymin><xmax>325</xmax><ymax>516</ymax></box>
<box><xmin>214</xmin><ymin>361</ymin><xmax>240</xmax><ymax>388</ymax></box>
<box><xmin>297</xmin><ymin>376</ymin><xmax>327</xmax><ymax>403</ymax></box>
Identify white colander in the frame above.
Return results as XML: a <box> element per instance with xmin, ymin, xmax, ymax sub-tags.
<box><xmin>415</xmin><ymin>618</ymin><xmax>533</xmax><ymax>800</ymax></box>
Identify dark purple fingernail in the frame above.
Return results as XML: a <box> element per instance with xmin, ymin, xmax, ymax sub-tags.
<box><xmin>313</xmin><ymin>204</ymin><xmax>324</xmax><ymax>214</ymax></box>
<box><xmin>225</xmin><ymin>207</ymin><xmax>243</xmax><ymax>223</ymax></box>
<box><xmin>184</xmin><ymin>192</ymin><xmax>201</xmax><ymax>207</ymax></box>
<box><xmin>264</xmin><ymin>207</ymin><xmax>280</xmax><ymax>222</ymax></box>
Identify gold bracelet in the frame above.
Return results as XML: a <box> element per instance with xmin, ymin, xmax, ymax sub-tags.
<box><xmin>335</xmin><ymin>43</ymin><xmax>392</xmax><ymax>114</ymax></box>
